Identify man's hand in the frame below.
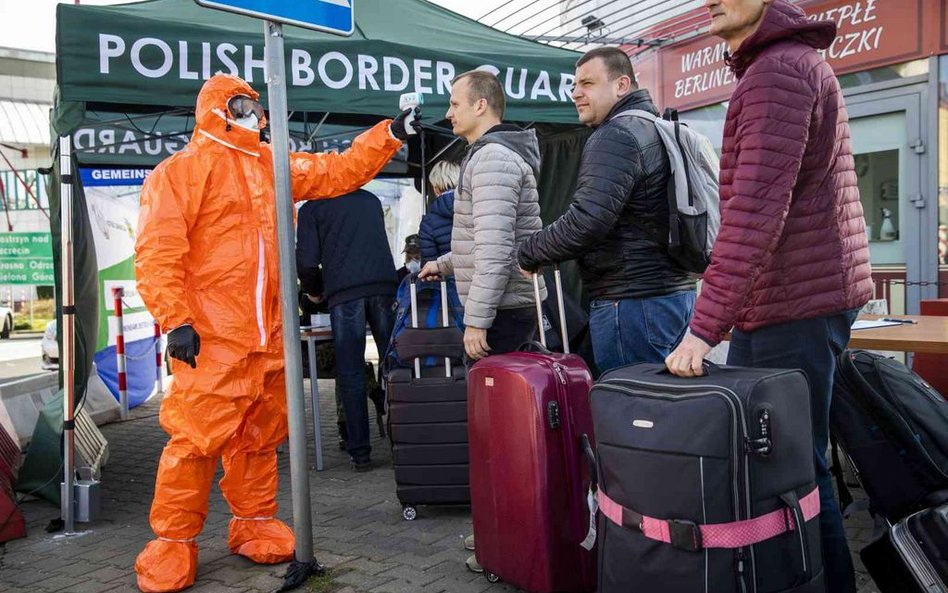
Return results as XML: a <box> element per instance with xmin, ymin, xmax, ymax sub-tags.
<box><xmin>418</xmin><ymin>261</ymin><xmax>441</xmax><ymax>281</ymax></box>
<box><xmin>519</xmin><ymin>266</ymin><xmax>533</xmax><ymax>280</ymax></box>
<box><xmin>167</xmin><ymin>325</ymin><xmax>201</xmax><ymax>369</ymax></box>
<box><xmin>305</xmin><ymin>293</ymin><xmax>324</xmax><ymax>304</ymax></box>
<box><xmin>390</xmin><ymin>107</ymin><xmax>421</xmax><ymax>142</ymax></box>
<box><xmin>665</xmin><ymin>332</ymin><xmax>712</xmax><ymax>377</ymax></box>
<box><xmin>464</xmin><ymin>327</ymin><xmax>491</xmax><ymax>361</ymax></box>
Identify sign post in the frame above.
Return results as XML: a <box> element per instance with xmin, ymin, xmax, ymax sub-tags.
<box><xmin>193</xmin><ymin>1</ymin><xmax>354</xmax><ymax>589</ymax></box>
<box><xmin>264</xmin><ymin>17</ymin><xmax>316</xmax><ymax>571</ymax></box>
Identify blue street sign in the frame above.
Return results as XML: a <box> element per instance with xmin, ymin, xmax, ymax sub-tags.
<box><xmin>193</xmin><ymin>0</ymin><xmax>354</xmax><ymax>36</ymax></box>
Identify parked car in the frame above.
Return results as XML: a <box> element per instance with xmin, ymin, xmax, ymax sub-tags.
<box><xmin>0</xmin><ymin>306</ymin><xmax>12</xmax><ymax>339</ymax></box>
<box><xmin>42</xmin><ymin>319</ymin><xmax>58</xmax><ymax>370</ymax></box>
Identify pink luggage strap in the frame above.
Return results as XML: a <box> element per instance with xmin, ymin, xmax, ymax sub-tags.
<box><xmin>596</xmin><ymin>486</ymin><xmax>820</xmax><ymax>551</ymax></box>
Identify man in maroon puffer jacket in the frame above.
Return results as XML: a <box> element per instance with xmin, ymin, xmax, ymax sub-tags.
<box><xmin>666</xmin><ymin>1</ymin><xmax>872</xmax><ymax>591</ymax></box>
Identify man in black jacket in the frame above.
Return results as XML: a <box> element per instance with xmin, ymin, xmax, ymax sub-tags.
<box><xmin>517</xmin><ymin>47</ymin><xmax>696</xmax><ymax>373</ymax></box>
<box><xmin>297</xmin><ymin>189</ymin><xmax>397</xmax><ymax>471</ymax></box>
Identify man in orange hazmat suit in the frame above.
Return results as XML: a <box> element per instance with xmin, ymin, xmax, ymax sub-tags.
<box><xmin>133</xmin><ymin>73</ymin><xmax>412</xmax><ymax>593</ymax></box>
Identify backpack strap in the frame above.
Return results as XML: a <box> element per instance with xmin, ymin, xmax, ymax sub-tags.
<box><xmin>829</xmin><ymin>433</ymin><xmax>855</xmax><ymax>514</ymax></box>
<box><xmin>613</xmin><ymin>108</ymin><xmax>658</xmax><ymax>122</ymax></box>
<box><xmin>613</xmin><ymin>109</ymin><xmax>679</xmax><ymax>248</ymax></box>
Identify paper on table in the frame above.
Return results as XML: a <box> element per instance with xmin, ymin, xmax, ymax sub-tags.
<box><xmin>851</xmin><ymin>319</ymin><xmax>902</xmax><ymax>330</ymax></box>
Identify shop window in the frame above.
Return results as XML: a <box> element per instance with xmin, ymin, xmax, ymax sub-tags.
<box><xmin>679</xmin><ymin>102</ymin><xmax>727</xmax><ymax>156</ymax></box>
<box><xmin>838</xmin><ymin>59</ymin><xmax>929</xmax><ymax>90</ymax></box>
<box><xmin>849</xmin><ymin>111</ymin><xmax>907</xmax><ymax>266</ymax></box>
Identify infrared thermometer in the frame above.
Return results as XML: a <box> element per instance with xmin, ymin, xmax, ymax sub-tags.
<box><xmin>399</xmin><ymin>92</ymin><xmax>424</xmax><ymax>136</ymax></box>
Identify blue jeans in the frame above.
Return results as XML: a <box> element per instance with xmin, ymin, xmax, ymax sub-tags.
<box><xmin>330</xmin><ymin>295</ymin><xmax>395</xmax><ymax>461</ymax></box>
<box><xmin>728</xmin><ymin>309</ymin><xmax>859</xmax><ymax>593</ymax></box>
<box><xmin>589</xmin><ymin>291</ymin><xmax>695</xmax><ymax>373</ymax></box>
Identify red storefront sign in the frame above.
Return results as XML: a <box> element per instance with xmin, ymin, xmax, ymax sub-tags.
<box><xmin>632</xmin><ymin>53</ymin><xmax>659</xmax><ymax>98</ymax></box>
<box><xmin>643</xmin><ymin>0</ymin><xmax>930</xmax><ymax>112</ymax></box>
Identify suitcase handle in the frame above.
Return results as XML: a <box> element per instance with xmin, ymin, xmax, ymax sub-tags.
<box><xmin>661</xmin><ymin>360</ymin><xmax>719</xmax><ymax>376</ymax></box>
<box><xmin>517</xmin><ymin>341</ymin><xmax>553</xmax><ymax>354</ymax></box>
<box><xmin>408</xmin><ymin>274</ymin><xmax>452</xmax><ymax>379</ymax></box>
<box><xmin>532</xmin><ymin>267</ymin><xmax>570</xmax><ymax>354</ymax></box>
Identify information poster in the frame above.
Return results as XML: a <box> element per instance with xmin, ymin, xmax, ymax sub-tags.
<box><xmin>80</xmin><ymin>168</ymin><xmax>157</xmax><ymax>408</ymax></box>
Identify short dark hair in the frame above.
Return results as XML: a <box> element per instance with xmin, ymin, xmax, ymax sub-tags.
<box><xmin>576</xmin><ymin>47</ymin><xmax>637</xmax><ymax>87</ymax></box>
<box><xmin>451</xmin><ymin>70</ymin><xmax>506</xmax><ymax>119</ymax></box>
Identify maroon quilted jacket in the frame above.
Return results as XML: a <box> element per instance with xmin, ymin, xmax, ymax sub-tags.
<box><xmin>689</xmin><ymin>0</ymin><xmax>873</xmax><ymax>346</ymax></box>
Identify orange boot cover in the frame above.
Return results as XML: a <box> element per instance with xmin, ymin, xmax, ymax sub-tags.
<box><xmin>135</xmin><ymin>539</ymin><xmax>199</xmax><ymax>593</ymax></box>
<box><xmin>227</xmin><ymin>516</ymin><xmax>295</xmax><ymax>564</ymax></box>
<box><xmin>221</xmin><ymin>364</ymin><xmax>293</xmax><ymax>564</ymax></box>
<box><xmin>135</xmin><ymin>440</ymin><xmax>215</xmax><ymax>593</ymax></box>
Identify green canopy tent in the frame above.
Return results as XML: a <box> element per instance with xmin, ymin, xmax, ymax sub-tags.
<box><xmin>51</xmin><ymin>0</ymin><xmax>585</xmax><ymax>132</ymax></box>
<box><xmin>28</xmin><ymin>0</ymin><xmax>594</xmax><ymax>520</ymax></box>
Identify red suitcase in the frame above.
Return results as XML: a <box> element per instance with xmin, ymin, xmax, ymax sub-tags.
<box><xmin>468</xmin><ymin>271</ymin><xmax>597</xmax><ymax>592</ymax></box>
<box><xmin>0</xmin><ymin>422</ymin><xmax>24</xmax><ymax>543</ymax></box>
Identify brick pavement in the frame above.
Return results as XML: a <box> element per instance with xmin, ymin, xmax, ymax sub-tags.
<box><xmin>1</xmin><ymin>377</ymin><xmax>882</xmax><ymax>593</ymax></box>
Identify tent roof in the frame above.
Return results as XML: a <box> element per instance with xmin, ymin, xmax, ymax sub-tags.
<box><xmin>54</xmin><ymin>0</ymin><xmax>583</xmax><ymax>134</ymax></box>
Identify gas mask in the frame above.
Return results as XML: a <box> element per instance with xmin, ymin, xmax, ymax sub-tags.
<box><xmin>227</xmin><ymin>94</ymin><xmax>265</xmax><ymax>131</ymax></box>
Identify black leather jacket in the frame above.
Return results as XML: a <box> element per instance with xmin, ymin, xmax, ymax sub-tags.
<box><xmin>518</xmin><ymin>90</ymin><xmax>696</xmax><ymax>300</ymax></box>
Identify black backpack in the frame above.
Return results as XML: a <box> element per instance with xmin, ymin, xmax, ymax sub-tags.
<box><xmin>830</xmin><ymin>349</ymin><xmax>948</xmax><ymax>521</ymax></box>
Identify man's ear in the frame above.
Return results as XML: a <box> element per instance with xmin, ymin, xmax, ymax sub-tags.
<box><xmin>616</xmin><ymin>75</ymin><xmax>633</xmax><ymax>97</ymax></box>
<box><xmin>475</xmin><ymin>98</ymin><xmax>488</xmax><ymax>116</ymax></box>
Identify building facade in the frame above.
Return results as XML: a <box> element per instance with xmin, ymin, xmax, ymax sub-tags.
<box><xmin>626</xmin><ymin>0</ymin><xmax>948</xmax><ymax>313</ymax></box>
<box><xmin>0</xmin><ymin>47</ymin><xmax>54</xmax><ymax>304</ymax></box>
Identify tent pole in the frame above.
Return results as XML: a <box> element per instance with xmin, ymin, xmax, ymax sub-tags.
<box><xmin>264</xmin><ymin>20</ymin><xmax>318</xmax><ymax>580</ymax></box>
<box><xmin>420</xmin><ymin>128</ymin><xmax>428</xmax><ymax>215</ymax></box>
<box><xmin>59</xmin><ymin>135</ymin><xmax>76</xmax><ymax>533</ymax></box>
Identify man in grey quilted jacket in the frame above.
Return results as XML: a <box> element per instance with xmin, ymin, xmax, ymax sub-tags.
<box><xmin>419</xmin><ymin>70</ymin><xmax>546</xmax><ymax>363</ymax></box>
<box><xmin>418</xmin><ymin>67</ymin><xmax>547</xmax><ymax>576</ymax></box>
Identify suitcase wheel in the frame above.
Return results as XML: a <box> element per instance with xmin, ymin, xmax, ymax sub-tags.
<box><xmin>402</xmin><ymin>505</ymin><xmax>417</xmax><ymax>521</ymax></box>
<box><xmin>485</xmin><ymin>572</ymin><xmax>500</xmax><ymax>584</ymax></box>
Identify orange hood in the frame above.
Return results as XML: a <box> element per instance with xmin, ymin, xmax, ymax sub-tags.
<box><xmin>192</xmin><ymin>74</ymin><xmax>267</xmax><ymax>155</ymax></box>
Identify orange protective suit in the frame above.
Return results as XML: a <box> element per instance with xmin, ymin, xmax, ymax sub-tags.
<box><xmin>133</xmin><ymin>74</ymin><xmax>401</xmax><ymax>593</ymax></box>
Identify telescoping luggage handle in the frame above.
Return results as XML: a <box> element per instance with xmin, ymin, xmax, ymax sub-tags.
<box><xmin>531</xmin><ymin>267</ymin><xmax>571</xmax><ymax>354</ymax></box>
<box><xmin>408</xmin><ymin>274</ymin><xmax>452</xmax><ymax>379</ymax></box>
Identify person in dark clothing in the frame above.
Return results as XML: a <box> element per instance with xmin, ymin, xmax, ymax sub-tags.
<box><xmin>517</xmin><ymin>47</ymin><xmax>696</xmax><ymax>374</ymax></box>
<box><xmin>296</xmin><ymin>189</ymin><xmax>397</xmax><ymax>472</ymax></box>
<box><xmin>419</xmin><ymin>160</ymin><xmax>460</xmax><ymax>264</ymax></box>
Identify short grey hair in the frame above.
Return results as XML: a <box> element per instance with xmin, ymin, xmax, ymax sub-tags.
<box><xmin>429</xmin><ymin>160</ymin><xmax>460</xmax><ymax>196</ymax></box>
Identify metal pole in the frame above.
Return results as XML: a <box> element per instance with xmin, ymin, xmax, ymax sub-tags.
<box><xmin>419</xmin><ymin>129</ymin><xmax>428</xmax><ymax>215</ymax></box>
<box><xmin>113</xmin><ymin>287</ymin><xmax>128</xmax><ymax>420</ymax></box>
<box><xmin>554</xmin><ymin>268</ymin><xmax>570</xmax><ymax>354</ymax></box>
<box><xmin>533</xmin><ymin>273</ymin><xmax>546</xmax><ymax>349</ymax></box>
<box><xmin>305</xmin><ymin>332</ymin><xmax>323</xmax><ymax>471</ymax></box>
<box><xmin>59</xmin><ymin>135</ymin><xmax>76</xmax><ymax>533</ymax></box>
<box><xmin>440</xmin><ymin>282</ymin><xmax>450</xmax><ymax>377</ymax></box>
<box><xmin>265</xmin><ymin>20</ymin><xmax>314</xmax><ymax>563</ymax></box>
<box><xmin>29</xmin><ymin>289</ymin><xmax>33</xmax><ymax>328</ymax></box>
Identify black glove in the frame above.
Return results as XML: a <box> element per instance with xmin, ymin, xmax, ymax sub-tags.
<box><xmin>390</xmin><ymin>107</ymin><xmax>421</xmax><ymax>141</ymax></box>
<box><xmin>167</xmin><ymin>325</ymin><xmax>201</xmax><ymax>369</ymax></box>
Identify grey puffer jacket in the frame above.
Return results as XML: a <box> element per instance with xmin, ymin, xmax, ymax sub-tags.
<box><xmin>437</xmin><ymin>125</ymin><xmax>547</xmax><ymax>329</ymax></box>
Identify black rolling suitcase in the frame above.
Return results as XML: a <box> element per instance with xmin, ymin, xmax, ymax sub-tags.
<box><xmin>387</xmin><ymin>277</ymin><xmax>469</xmax><ymax>520</ymax></box>
<box><xmin>588</xmin><ymin>362</ymin><xmax>825</xmax><ymax>593</ymax></box>
<box><xmin>860</xmin><ymin>503</ymin><xmax>948</xmax><ymax>593</ymax></box>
